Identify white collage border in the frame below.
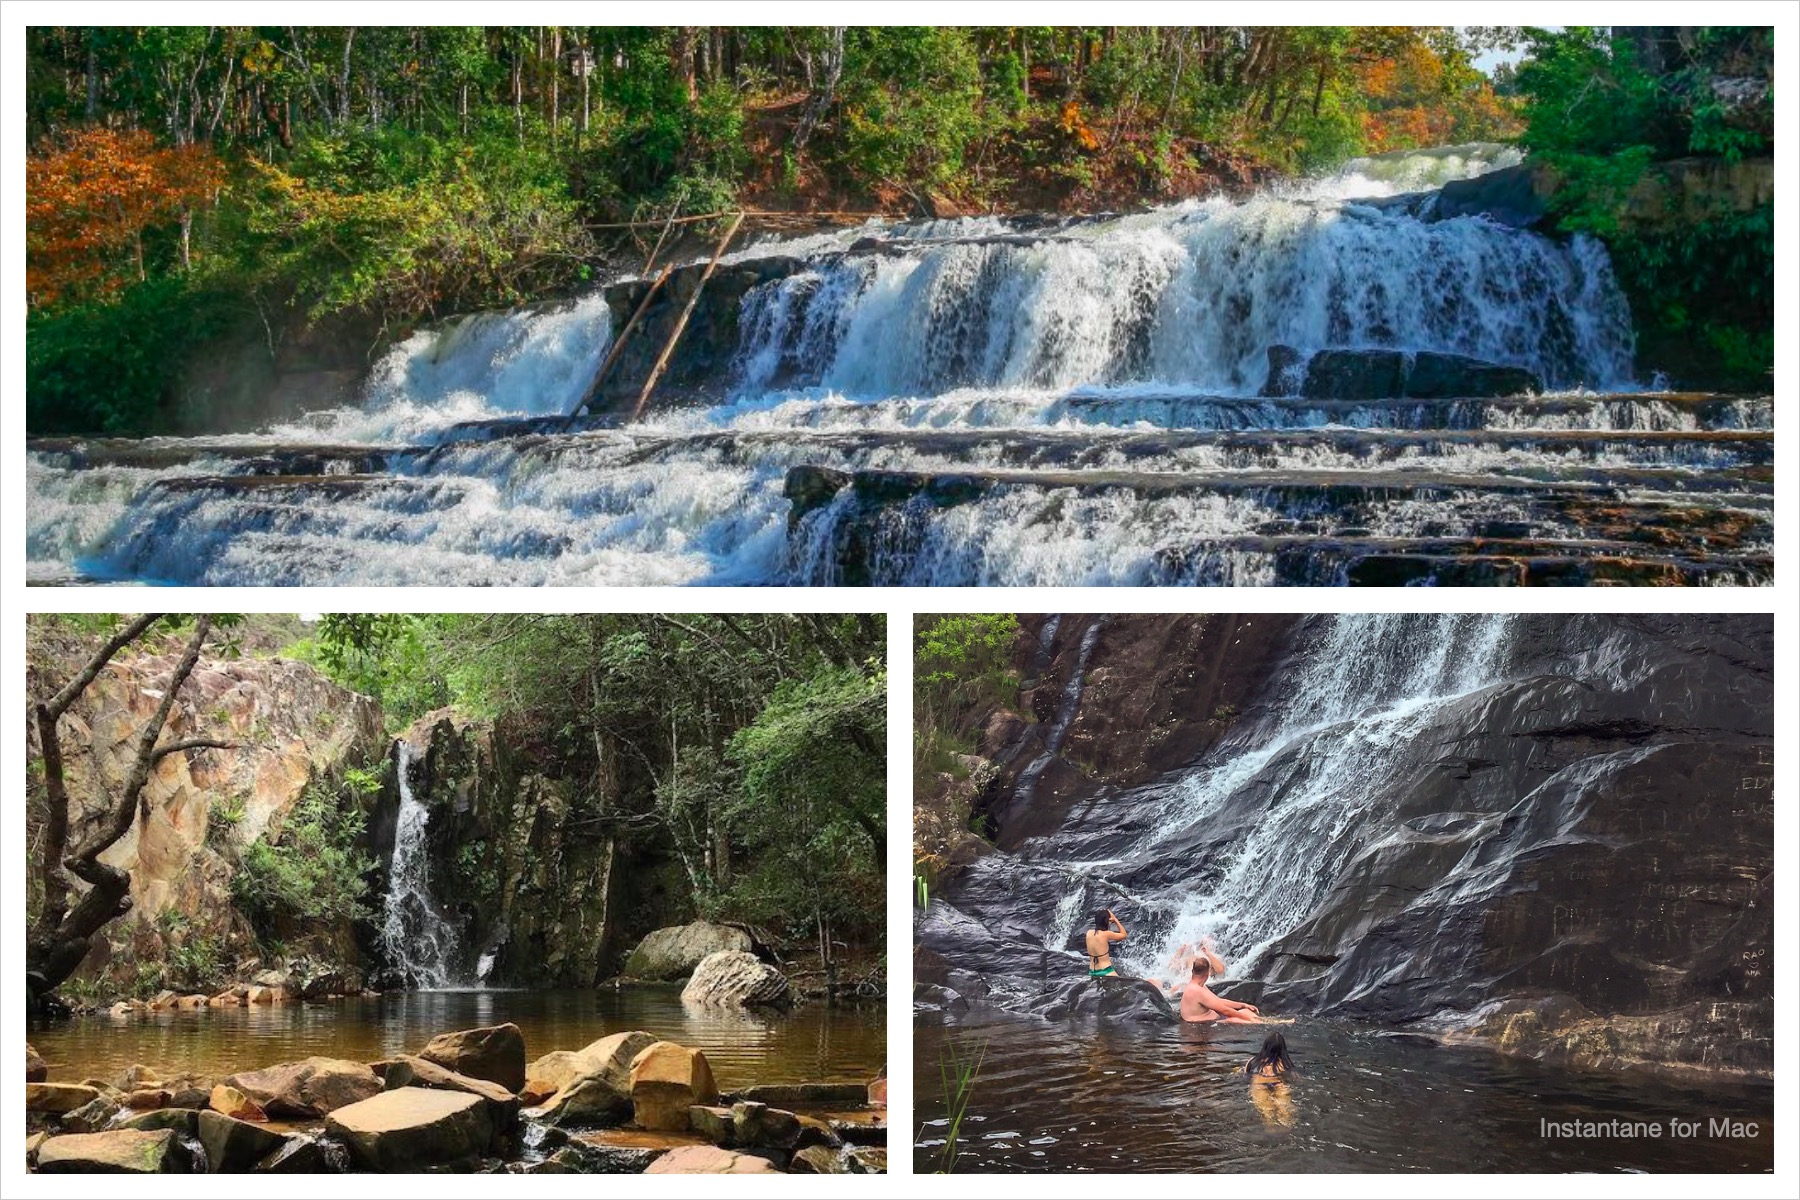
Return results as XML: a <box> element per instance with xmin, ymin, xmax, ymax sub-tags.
<box><xmin>3</xmin><ymin>2</ymin><xmax>1795</xmax><ymax>1196</ymax></box>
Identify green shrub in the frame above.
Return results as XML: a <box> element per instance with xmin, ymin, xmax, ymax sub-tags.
<box><xmin>232</xmin><ymin>784</ymin><xmax>377</xmax><ymax>943</ymax></box>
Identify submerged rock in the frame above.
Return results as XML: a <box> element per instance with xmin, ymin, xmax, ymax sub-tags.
<box><xmin>1267</xmin><ymin>346</ymin><xmax>1543</xmax><ymax>401</ymax></box>
<box><xmin>622</xmin><ymin>921</ymin><xmax>754</xmax><ymax>981</ymax></box>
<box><xmin>222</xmin><ymin>1056</ymin><xmax>382</xmax><ymax>1119</ymax></box>
<box><xmin>628</xmin><ymin>1042</ymin><xmax>718</xmax><ymax>1132</ymax></box>
<box><xmin>326</xmin><ymin>1086</ymin><xmax>498</xmax><ymax>1172</ymax></box>
<box><xmin>681</xmin><ymin>950</ymin><xmax>791</xmax><ymax>1009</ymax></box>
<box><xmin>36</xmin><ymin>1129</ymin><xmax>190</xmax><ymax>1173</ymax></box>
<box><xmin>419</xmin><ymin>1023</ymin><xmax>527</xmax><ymax>1093</ymax></box>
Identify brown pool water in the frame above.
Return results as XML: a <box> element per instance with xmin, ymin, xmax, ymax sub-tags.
<box><xmin>29</xmin><ymin>987</ymin><xmax>884</xmax><ymax>1092</ymax></box>
<box><xmin>915</xmin><ymin>1017</ymin><xmax>1770</xmax><ymax>1173</ymax></box>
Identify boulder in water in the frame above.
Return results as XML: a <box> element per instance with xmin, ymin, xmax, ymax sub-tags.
<box><xmin>222</xmin><ymin>1056</ymin><xmax>381</xmax><ymax>1118</ymax></box>
<box><xmin>122</xmin><ymin>1087</ymin><xmax>173</xmax><ymax>1110</ymax></box>
<box><xmin>628</xmin><ymin>1042</ymin><xmax>719</xmax><ymax>1132</ymax></box>
<box><xmin>198</xmin><ymin>1109</ymin><xmax>288</xmax><ymax>1172</ymax></box>
<box><xmin>731</xmin><ymin>1100</ymin><xmax>801</xmax><ymax>1151</ymax></box>
<box><xmin>325</xmin><ymin>1087</ymin><xmax>498</xmax><ymax>1172</ymax></box>
<box><xmin>622</xmin><ymin>921</ymin><xmax>754</xmax><ymax>981</ymax></box>
<box><xmin>783</xmin><ymin>465</ymin><xmax>853</xmax><ymax>525</ymax></box>
<box><xmin>531</xmin><ymin>1030</ymin><xmax>658</xmax><ymax>1128</ymax></box>
<box><xmin>254</xmin><ymin>1133</ymin><xmax>337</xmax><ymax>1173</ymax></box>
<box><xmin>36</xmin><ymin>1129</ymin><xmax>190</xmax><ymax>1173</ymax></box>
<box><xmin>848</xmin><ymin>1147</ymin><xmax>887</xmax><ymax>1173</ymax></box>
<box><xmin>379</xmin><ymin>1055</ymin><xmax>520</xmax><ymax>1120</ymax></box>
<box><xmin>644</xmin><ymin>1144</ymin><xmax>780</xmax><ymax>1174</ymax></box>
<box><xmin>736</xmin><ymin>1081</ymin><xmax>870</xmax><ymax>1107</ymax></box>
<box><xmin>418</xmin><ymin>1022</ymin><xmax>527</xmax><ymax>1093</ymax></box>
<box><xmin>61</xmin><ymin>1094</ymin><xmax>124</xmax><ymax>1133</ymax></box>
<box><xmin>25</xmin><ymin>1082</ymin><xmax>101</xmax><ymax>1114</ymax></box>
<box><xmin>681</xmin><ymin>950</ymin><xmax>791</xmax><ymax>1009</ymax></box>
<box><xmin>26</xmin><ymin>1043</ymin><xmax>47</xmax><ymax>1082</ymax></box>
<box><xmin>1280</xmin><ymin>347</ymin><xmax>1542</xmax><ymax>400</ymax></box>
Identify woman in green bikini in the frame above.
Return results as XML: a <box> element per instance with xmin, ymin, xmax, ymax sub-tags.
<box><xmin>1085</xmin><ymin>908</ymin><xmax>1128</xmax><ymax>976</ymax></box>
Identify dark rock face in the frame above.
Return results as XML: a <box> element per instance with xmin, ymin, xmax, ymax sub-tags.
<box><xmin>1277</xmin><ymin>347</ymin><xmax>1542</xmax><ymax>401</ymax></box>
<box><xmin>919</xmin><ymin>614</ymin><xmax>1772</xmax><ymax>1078</ymax></box>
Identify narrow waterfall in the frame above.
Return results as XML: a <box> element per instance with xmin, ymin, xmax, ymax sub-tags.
<box><xmin>379</xmin><ymin>741</ymin><xmax>471</xmax><ymax>989</ymax></box>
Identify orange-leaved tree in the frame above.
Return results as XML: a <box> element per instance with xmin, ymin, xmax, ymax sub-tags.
<box><xmin>25</xmin><ymin>127</ymin><xmax>225</xmax><ymax>308</ymax></box>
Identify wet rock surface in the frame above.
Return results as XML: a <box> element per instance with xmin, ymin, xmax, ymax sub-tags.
<box><xmin>680</xmin><ymin>950</ymin><xmax>792</xmax><ymax>1008</ymax></box>
<box><xmin>919</xmin><ymin>613</ymin><xmax>1772</xmax><ymax>1077</ymax></box>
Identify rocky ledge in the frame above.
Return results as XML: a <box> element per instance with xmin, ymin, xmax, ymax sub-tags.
<box><xmin>24</xmin><ymin>1022</ymin><xmax>885</xmax><ymax>1174</ymax></box>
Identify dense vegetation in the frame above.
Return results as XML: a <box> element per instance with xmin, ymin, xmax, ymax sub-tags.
<box><xmin>25</xmin><ymin>613</ymin><xmax>885</xmax><ymax>1003</ymax></box>
<box><xmin>25</xmin><ymin>25</ymin><xmax>1516</xmax><ymax>434</ymax></box>
<box><xmin>22</xmin><ymin>26</ymin><xmax>1774</xmax><ymax>433</ymax></box>
<box><xmin>1510</xmin><ymin>27</ymin><xmax>1773</xmax><ymax>388</ymax></box>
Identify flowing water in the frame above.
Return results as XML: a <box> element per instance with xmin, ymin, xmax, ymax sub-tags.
<box><xmin>378</xmin><ymin>741</ymin><xmax>473</xmax><ymax>989</ymax></box>
<box><xmin>29</xmin><ymin>988</ymin><xmax>884</xmax><ymax>1093</ymax></box>
<box><xmin>913</xmin><ymin>1018</ymin><xmax>1771</xmax><ymax>1172</ymax></box>
<box><xmin>24</xmin><ymin>147</ymin><xmax>1772</xmax><ymax>586</ymax></box>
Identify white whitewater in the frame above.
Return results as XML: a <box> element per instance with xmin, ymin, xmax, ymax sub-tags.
<box><xmin>22</xmin><ymin>146</ymin><xmax>1771</xmax><ymax>586</ymax></box>
<box><xmin>1052</xmin><ymin>613</ymin><xmax>1524</xmax><ymax>981</ymax></box>
<box><xmin>380</xmin><ymin>741</ymin><xmax>471</xmax><ymax>990</ymax></box>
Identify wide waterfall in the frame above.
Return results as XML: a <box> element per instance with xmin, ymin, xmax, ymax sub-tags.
<box><xmin>379</xmin><ymin>741</ymin><xmax>474</xmax><ymax>990</ymax></box>
<box><xmin>24</xmin><ymin>147</ymin><xmax>1772</xmax><ymax>586</ymax></box>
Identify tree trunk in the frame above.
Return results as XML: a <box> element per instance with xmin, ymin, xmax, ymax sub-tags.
<box><xmin>28</xmin><ymin>617</ymin><xmax>214</xmax><ymax>1008</ymax></box>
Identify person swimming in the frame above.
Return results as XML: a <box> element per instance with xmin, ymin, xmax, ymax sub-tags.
<box><xmin>1084</xmin><ymin>908</ymin><xmax>1127</xmax><ymax>976</ymax></box>
<box><xmin>1169</xmin><ymin>939</ymin><xmax>1262</xmax><ymax>1024</ymax></box>
<box><xmin>1244</xmin><ymin>1030</ymin><xmax>1294</xmax><ymax>1077</ymax></box>
<box><xmin>1245</xmin><ymin>1030</ymin><xmax>1295</xmax><ymax>1127</ymax></box>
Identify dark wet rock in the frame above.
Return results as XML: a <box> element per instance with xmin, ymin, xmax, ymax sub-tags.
<box><xmin>37</xmin><ymin>1128</ymin><xmax>191</xmax><ymax>1173</ymax></box>
<box><xmin>923</xmin><ymin>613</ymin><xmax>1773</xmax><ymax>1077</ymax></box>
<box><xmin>571</xmin><ymin>1127</ymin><xmax>707</xmax><ymax>1172</ymax></box>
<box><xmin>1404</xmin><ymin>351</ymin><xmax>1541</xmax><ymax>400</ymax></box>
<box><xmin>198</xmin><ymin>1110</ymin><xmax>288</xmax><ymax>1172</ymax></box>
<box><xmin>784</xmin><ymin>464</ymin><xmax>852</xmax><ymax>524</ymax></box>
<box><xmin>26</xmin><ymin>1044</ymin><xmax>46</xmax><ymax>1083</ymax></box>
<box><xmin>1258</xmin><ymin>344</ymin><xmax>1307</xmax><ymax>397</ymax></box>
<box><xmin>623</xmin><ymin>921</ymin><xmax>753</xmax><ymax>981</ymax></box>
<box><xmin>326</xmin><ymin>1087</ymin><xmax>499</xmax><ymax>1172</ymax></box>
<box><xmin>117</xmin><ymin>1108</ymin><xmax>200</xmax><ymax>1137</ymax></box>
<box><xmin>1301</xmin><ymin>348</ymin><xmax>1407</xmax><ymax>400</ymax></box>
<box><xmin>60</xmin><ymin>1094</ymin><xmax>123</xmax><ymax>1133</ymax></box>
<box><xmin>847</xmin><ymin>1146</ymin><xmax>888</xmax><ymax>1173</ymax></box>
<box><xmin>824</xmin><ymin>1111</ymin><xmax>888</xmax><ymax>1147</ymax></box>
<box><xmin>730</xmin><ymin>1101</ymin><xmax>801</xmax><ymax>1151</ymax></box>
<box><xmin>735</xmin><ymin>1081</ymin><xmax>873</xmax><ymax>1108</ymax></box>
<box><xmin>419</xmin><ymin>1023</ymin><xmax>527</xmax><ymax>1094</ymax></box>
<box><xmin>688</xmin><ymin>1104</ymin><xmax>737</xmax><ymax>1146</ymax></box>
<box><xmin>681</xmin><ymin>950</ymin><xmax>792</xmax><ymax>1008</ymax></box>
<box><xmin>254</xmin><ymin>1134</ymin><xmax>337</xmax><ymax>1173</ymax></box>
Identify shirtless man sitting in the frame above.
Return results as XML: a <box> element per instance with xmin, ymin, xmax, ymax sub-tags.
<box><xmin>1164</xmin><ymin>938</ymin><xmax>1262</xmax><ymax>1024</ymax></box>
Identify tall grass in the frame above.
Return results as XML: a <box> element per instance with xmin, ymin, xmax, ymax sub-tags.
<box><xmin>932</xmin><ymin>1035</ymin><xmax>988</xmax><ymax>1173</ymax></box>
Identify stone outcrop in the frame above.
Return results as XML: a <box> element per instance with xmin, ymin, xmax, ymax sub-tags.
<box><xmin>622</xmin><ymin>921</ymin><xmax>753</xmax><ymax>981</ymax></box>
<box><xmin>628</xmin><ymin>1042</ymin><xmax>718</xmax><ymax>1132</ymax></box>
<box><xmin>23</xmin><ymin>646</ymin><xmax>382</xmax><ymax>995</ymax></box>
<box><xmin>325</xmin><ymin>1087</ymin><xmax>500</xmax><ymax>1172</ymax></box>
<box><xmin>418</xmin><ymin>1023</ymin><xmax>526</xmax><ymax>1093</ymax></box>
<box><xmin>221</xmin><ymin>1056</ymin><xmax>382</xmax><ymax>1118</ymax></box>
<box><xmin>36</xmin><ymin>1129</ymin><xmax>190</xmax><ymax>1173</ymax></box>
<box><xmin>680</xmin><ymin>950</ymin><xmax>791</xmax><ymax>1009</ymax></box>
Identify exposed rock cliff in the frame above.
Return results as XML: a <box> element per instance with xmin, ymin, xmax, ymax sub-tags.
<box><xmin>25</xmin><ymin>647</ymin><xmax>382</xmax><ymax>988</ymax></box>
<box><xmin>918</xmin><ymin>613</ymin><xmax>1773</xmax><ymax>1079</ymax></box>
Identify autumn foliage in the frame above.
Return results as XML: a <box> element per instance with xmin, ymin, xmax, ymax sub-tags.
<box><xmin>26</xmin><ymin>128</ymin><xmax>224</xmax><ymax>306</ymax></box>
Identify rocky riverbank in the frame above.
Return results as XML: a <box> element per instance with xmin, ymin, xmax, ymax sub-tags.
<box><xmin>26</xmin><ymin>1019</ymin><xmax>886</xmax><ymax>1174</ymax></box>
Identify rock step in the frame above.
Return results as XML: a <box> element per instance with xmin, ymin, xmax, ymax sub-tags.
<box><xmin>1150</xmin><ymin>537</ymin><xmax>1774</xmax><ymax>587</ymax></box>
<box><xmin>25</xmin><ymin>438</ymin><xmax>396</xmax><ymax>474</ymax></box>
<box><xmin>1058</xmin><ymin>391</ymin><xmax>1772</xmax><ymax>432</ymax></box>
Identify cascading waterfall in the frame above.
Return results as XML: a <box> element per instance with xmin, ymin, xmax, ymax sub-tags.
<box><xmin>380</xmin><ymin>741</ymin><xmax>473</xmax><ymax>990</ymax></box>
<box><xmin>1031</xmin><ymin>613</ymin><xmax>1524</xmax><ymax>980</ymax></box>
<box><xmin>23</xmin><ymin>146</ymin><xmax>1771</xmax><ymax>587</ymax></box>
